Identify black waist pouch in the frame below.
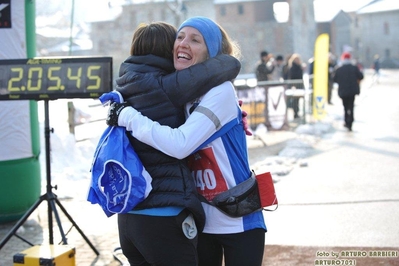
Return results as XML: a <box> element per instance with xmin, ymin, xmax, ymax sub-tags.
<box><xmin>210</xmin><ymin>175</ymin><xmax>262</xmax><ymax>218</ymax></box>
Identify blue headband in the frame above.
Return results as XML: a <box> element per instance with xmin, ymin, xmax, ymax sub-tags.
<box><xmin>177</xmin><ymin>16</ymin><xmax>222</xmax><ymax>58</ymax></box>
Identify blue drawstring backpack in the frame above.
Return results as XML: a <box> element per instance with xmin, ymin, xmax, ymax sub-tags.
<box><xmin>88</xmin><ymin>126</ymin><xmax>152</xmax><ymax>217</ymax></box>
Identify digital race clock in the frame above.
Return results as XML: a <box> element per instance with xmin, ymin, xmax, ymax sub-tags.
<box><xmin>0</xmin><ymin>56</ymin><xmax>113</xmax><ymax>100</ymax></box>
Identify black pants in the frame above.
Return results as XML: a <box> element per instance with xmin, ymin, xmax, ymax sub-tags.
<box><xmin>292</xmin><ymin>97</ymin><xmax>300</xmax><ymax>117</ymax></box>
<box><xmin>342</xmin><ymin>95</ymin><xmax>355</xmax><ymax>129</ymax></box>
<box><xmin>118</xmin><ymin>211</ymin><xmax>198</xmax><ymax>266</ymax></box>
<box><xmin>328</xmin><ymin>80</ymin><xmax>333</xmax><ymax>104</ymax></box>
<box><xmin>197</xmin><ymin>228</ymin><xmax>265</xmax><ymax>266</ymax></box>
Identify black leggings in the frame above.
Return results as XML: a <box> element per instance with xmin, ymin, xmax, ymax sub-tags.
<box><xmin>197</xmin><ymin>228</ymin><xmax>265</xmax><ymax>266</ymax></box>
<box><xmin>118</xmin><ymin>211</ymin><xmax>198</xmax><ymax>266</ymax></box>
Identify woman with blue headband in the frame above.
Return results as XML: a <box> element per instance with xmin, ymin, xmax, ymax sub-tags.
<box><xmin>108</xmin><ymin>16</ymin><xmax>266</xmax><ymax>266</ymax></box>
<box><xmin>97</xmin><ymin>21</ymin><xmax>241</xmax><ymax>265</ymax></box>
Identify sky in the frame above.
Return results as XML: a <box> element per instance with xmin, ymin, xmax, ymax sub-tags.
<box><xmin>314</xmin><ymin>0</ymin><xmax>373</xmax><ymax>12</ymax></box>
<box><xmin>36</xmin><ymin>0</ymin><xmax>377</xmax><ymax>26</ymax></box>
<box><xmin>313</xmin><ymin>0</ymin><xmax>374</xmax><ymax>22</ymax></box>
<box><xmin>77</xmin><ymin>0</ymin><xmax>377</xmax><ymax>22</ymax></box>
<box><xmin>314</xmin><ymin>0</ymin><xmax>374</xmax><ymax>12</ymax></box>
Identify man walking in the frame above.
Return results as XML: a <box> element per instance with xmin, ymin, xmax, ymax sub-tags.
<box><xmin>333</xmin><ymin>52</ymin><xmax>364</xmax><ymax>131</ymax></box>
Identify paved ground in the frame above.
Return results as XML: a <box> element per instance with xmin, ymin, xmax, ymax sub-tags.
<box><xmin>1</xmin><ymin>69</ymin><xmax>399</xmax><ymax>265</ymax></box>
<box><xmin>257</xmin><ymin>69</ymin><xmax>399</xmax><ymax>265</ymax></box>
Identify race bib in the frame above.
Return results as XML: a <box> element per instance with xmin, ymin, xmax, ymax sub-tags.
<box><xmin>188</xmin><ymin>147</ymin><xmax>228</xmax><ymax>201</ymax></box>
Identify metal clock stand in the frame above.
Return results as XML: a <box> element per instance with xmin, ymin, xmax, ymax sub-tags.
<box><xmin>0</xmin><ymin>100</ymin><xmax>99</xmax><ymax>255</ymax></box>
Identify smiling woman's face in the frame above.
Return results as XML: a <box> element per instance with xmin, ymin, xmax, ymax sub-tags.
<box><xmin>173</xmin><ymin>27</ymin><xmax>209</xmax><ymax>70</ymax></box>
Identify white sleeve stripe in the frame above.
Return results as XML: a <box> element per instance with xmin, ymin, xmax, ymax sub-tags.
<box><xmin>195</xmin><ymin>106</ymin><xmax>221</xmax><ymax>130</ymax></box>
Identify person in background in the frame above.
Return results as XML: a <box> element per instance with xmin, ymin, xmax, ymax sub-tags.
<box><xmin>270</xmin><ymin>54</ymin><xmax>285</xmax><ymax>81</ymax></box>
<box><xmin>255</xmin><ymin>50</ymin><xmax>274</xmax><ymax>82</ymax></box>
<box><xmin>372</xmin><ymin>54</ymin><xmax>381</xmax><ymax>83</ymax></box>
<box><xmin>327</xmin><ymin>53</ymin><xmax>337</xmax><ymax>104</ymax></box>
<box><xmin>107</xmin><ymin>16</ymin><xmax>266</xmax><ymax>266</ymax></box>
<box><xmin>105</xmin><ymin>21</ymin><xmax>241</xmax><ymax>266</ymax></box>
<box><xmin>333</xmin><ymin>52</ymin><xmax>364</xmax><ymax>131</ymax></box>
<box><xmin>286</xmin><ymin>53</ymin><xmax>304</xmax><ymax>119</ymax></box>
<box><xmin>282</xmin><ymin>53</ymin><xmax>292</xmax><ymax>80</ymax></box>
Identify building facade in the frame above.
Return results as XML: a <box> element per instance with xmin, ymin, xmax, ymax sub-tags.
<box><xmin>87</xmin><ymin>0</ymin><xmax>398</xmax><ymax>85</ymax></box>
<box><xmin>89</xmin><ymin>0</ymin><xmax>317</xmax><ymax>80</ymax></box>
<box><xmin>353</xmin><ymin>0</ymin><xmax>399</xmax><ymax>68</ymax></box>
<box><xmin>214</xmin><ymin>0</ymin><xmax>316</xmax><ymax>73</ymax></box>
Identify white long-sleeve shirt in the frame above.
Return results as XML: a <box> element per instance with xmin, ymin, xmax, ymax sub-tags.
<box><xmin>118</xmin><ymin>81</ymin><xmax>266</xmax><ymax>234</ymax></box>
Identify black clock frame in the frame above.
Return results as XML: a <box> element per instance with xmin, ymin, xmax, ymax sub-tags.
<box><xmin>0</xmin><ymin>56</ymin><xmax>113</xmax><ymax>100</ymax></box>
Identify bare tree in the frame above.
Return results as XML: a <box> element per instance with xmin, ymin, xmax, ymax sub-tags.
<box><xmin>165</xmin><ymin>0</ymin><xmax>186</xmax><ymax>26</ymax></box>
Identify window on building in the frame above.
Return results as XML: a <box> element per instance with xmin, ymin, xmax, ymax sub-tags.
<box><xmin>220</xmin><ymin>6</ymin><xmax>226</xmax><ymax>16</ymax></box>
<box><xmin>238</xmin><ymin>4</ymin><xmax>244</xmax><ymax>15</ymax></box>
<box><xmin>273</xmin><ymin>2</ymin><xmax>289</xmax><ymax>23</ymax></box>
<box><xmin>384</xmin><ymin>22</ymin><xmax>389</xmax><ymax>35</ymax></box>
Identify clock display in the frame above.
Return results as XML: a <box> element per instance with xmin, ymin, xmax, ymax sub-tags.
<box><xmin>0</xmin><ymin>57</ymin><xmax>113</xmax><ymax>100</ymax></box>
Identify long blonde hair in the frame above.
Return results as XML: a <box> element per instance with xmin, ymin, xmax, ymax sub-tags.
<box><xmin>288</xmin><ymin>53</ymin><xmax>302</xmax><ymax>68</ymax></box>
<box><xmin>218</xmin><ymin>25</ymin><xmax>241</xmax><ymax>59</ymax></box>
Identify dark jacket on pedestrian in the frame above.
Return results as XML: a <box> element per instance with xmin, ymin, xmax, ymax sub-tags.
<box><xmin>256</xmin><ymin>62</ymin><xmax>274</xmax><ymax>82</ymax></box>
<box><xmin>334</xmin><ymin>60</ymin><xmax>364</xmax><ymax>98</ymax></box>
<box><xmin>288</xmin><ymin>61</ymin><xmax>303</xmax><ymax>81</ymax></box>
<box><xmin>116</xmin><ymin>54</ymin><xmax>241</xmax><ymax>230</ymax></box>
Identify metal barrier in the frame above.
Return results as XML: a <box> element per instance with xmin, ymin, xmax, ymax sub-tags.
<box><xmin>235</xmin><ymin>79</ymin><xmax>312</xmax><ymax>131</ymax></box>
<box><xmin>66</xmin><ymin>79</ymin><xmax>312</xmax><ymax>140</ymax></box>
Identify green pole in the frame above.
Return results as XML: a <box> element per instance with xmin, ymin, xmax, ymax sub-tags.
<box><xmin>25</xmin><ymin>0</ymin><xmax>36</xmax><ymax>58</ymax></box>
<box><xmin>25</xmin><ymin>0</ymin><xmax>41</xmax><ymax>207</ymax></box>
<box><xmin>25</xmin><ymin>0</ymin><xmax>40</xmax><ymax>155</ymax></box>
